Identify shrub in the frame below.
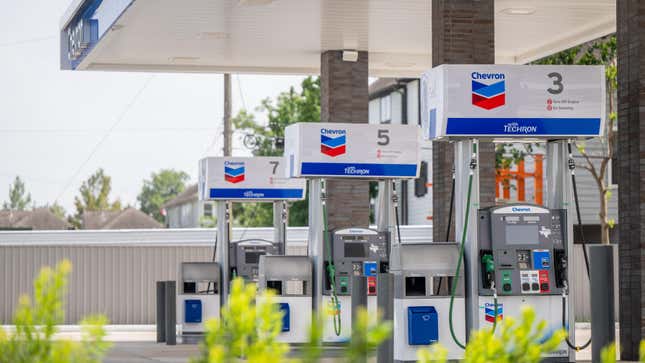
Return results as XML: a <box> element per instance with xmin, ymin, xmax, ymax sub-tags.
<box><xmin>0</xmin><ymin>260</ymin><xmax>110</xmax><ymax>363</ymax></box>
<box><xmin>418</xmin><ymin>307</ymin><xmax>566</xmax><ymax>363</ymax></box>
<box><xmin>192</xmin><ymin>277</ymin><xmax>392</xmax><ymax>363</ymax></box>
<box><xmin>190</xmin><ymin>277</ymin><xmax>289</xmax><ymax>363</ymax></box>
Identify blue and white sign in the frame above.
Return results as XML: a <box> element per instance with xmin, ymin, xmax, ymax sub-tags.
<box><xmin>199</xmin><ymin>157</ymin><xmax>306</xmax><ymax>201</ymax></box>
<box><xmin>421</xmin><ymin>65</ymin><xmax>606</xmax><ymax>140</ymax></box>
<box><xmin>60</xmin><ymin>0</ymin><xmax>135</xmax><ymax>70</ymax></box>
<box><xmin>285</xmin><ymin>123</ymin><xmax>421</xmax><ymax>179</ymax></box>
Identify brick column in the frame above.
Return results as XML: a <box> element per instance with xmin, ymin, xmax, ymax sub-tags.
<box><xmin>617</xmin><ymin>1</ymin><xmax>645</xmax><ymax>359</ymax></box>
<box><xmin>320</xmin><ymin>50</ymin><xmax>370</xmax><ymax>230</ymax></box>
<box><xmin>431</xmin><ymin>0</ymin><xmax>496</xmax><ymax>242</ymax></box>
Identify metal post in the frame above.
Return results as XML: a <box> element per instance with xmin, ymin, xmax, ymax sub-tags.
<box><xmin>546</xmin><ymin>140</ymin><xmax>576</xmax><ymax>362</ymax></box>
<box><xmin>308</xmin><ymin>179</ymin><xmax>324</xmax><ymax>311</ymax></box>
<box><xmin>156</xmin><ymin>281</ymin><xmax>166</xmax><ymax>342</ymax></box>
<box><xmin>377</xmin><ymin>181</ymin><xmax>396</xmax><ymax>256</ymax></box>
<box><xmin>273</xmin><ymin>201</ymin><xmax>287</xmax><ymax>255</ymax></box>
<box><xmin>453</xmin><ymin>140</ymin><xmax>480</xmax><ymax>334</ymax></box>
<box><xmin>377</xmin><ymin>273</ymin><xmax>394</xmax><ymax>363</ymax></box>
<box><xmin>164</xmin><ymin>280</ymin><xmax>176</xmax><ymax>345</ymax></box>
<box><xmin>216</xmin><ymin>200</ymin><xmax>231</xmax><ymax>305</ymax></box>
<box><xmin>223</xmin><ymin>73</ymin><xmax>232</xmax><ymax>156</ymax></box>
<box><xmin>590</xmin><ymin>245</ymin><xmax>616</xmax><ymax>362</ymax></box>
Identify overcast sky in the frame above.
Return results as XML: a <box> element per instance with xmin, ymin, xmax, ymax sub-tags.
<box><xmin>0</xmin><ymin>0</ymin><xmax>305</xmax><ymax>213</ymax></box>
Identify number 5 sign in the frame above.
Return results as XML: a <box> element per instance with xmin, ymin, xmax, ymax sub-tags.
<box><xmin>284</xmin><ymin>122</ymin><xmax>421</xmax><ymax>179</ymax></box>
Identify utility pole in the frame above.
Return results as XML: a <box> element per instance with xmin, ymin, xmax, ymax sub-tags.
<box><xmin>223</xmin><ymin>73</ymin><xmax>232</xmax><ymax>156</ymax></box>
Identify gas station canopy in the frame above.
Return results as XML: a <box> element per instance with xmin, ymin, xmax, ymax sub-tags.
<box><xmin>61</xmin><ymin>0</ymin><xmax>615</xmax><ymax>77</ymax></box>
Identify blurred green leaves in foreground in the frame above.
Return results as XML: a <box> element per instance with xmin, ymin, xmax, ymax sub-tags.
<box><xmin>0</xmin><ymin>260</ymin><xmax>111</xmax><ymax>363</ymax></box>
<box><xmin>1</xmin><ymin>263</ymin><xmax>643</xmax><ymax>363</ymax></box>
<box><xmin>191</xmin><ymin>277</ymin><xmax>393</xmax><ymax>363</ymax></box>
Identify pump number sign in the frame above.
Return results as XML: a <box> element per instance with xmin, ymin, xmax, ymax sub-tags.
<box><xmin>199</xmin><ymin>157</ymin><xmax>306</xmax><ymax>201</ymax></box>
<box><xmin>285</xmin><ymin>123</ymin><xmax>421</xmax><ymax>179</ymax></box>
<box><xmin>421</xmin><ymin>65</ymin><xmax>606</xmax><ymax>139</ymax></box>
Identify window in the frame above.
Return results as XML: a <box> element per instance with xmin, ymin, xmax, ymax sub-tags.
<box><xmin>203</xmin><ymin>203</ymin><xmax>213</xmax><ymax>217</ymax></box>
<box><xmin>380</xmin><ymin>95</ymin><xmax>391</xmax><ymax>123</ymax></box>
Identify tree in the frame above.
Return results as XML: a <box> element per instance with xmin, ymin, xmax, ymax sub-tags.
<box><xmin>232</xmin><ymin>76</ymin><xmax>320</xmax><ymax>227</ymax></box>
<box><xmin>534</xmin><ymin>35</ymin><xmax>617</xmax><ymax>243</ymax></box>
<box><xmin>137</xmin><ymin>169</ymin><xmax>189</xmax><ymax>222</ymax></box>
<box><xmin>3</xmin><ymin>176</ymin><xmax>32</xmax><ymax>211</ymax></box>
<box><xmin>70</xmin><ymin>169</ymin><xmax>122</xmax><ymax>228</ymax></box>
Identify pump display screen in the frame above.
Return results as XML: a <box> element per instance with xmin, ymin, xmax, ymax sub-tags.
<box><xmin>505</xmin><ymin>225</ymin><xmax>538</xmax><ymax>245</ymax></box>
<box><xmin>344</xmin><ymin>243</ymin><xmax>367</xmax><ymax>258</ymax></box>
<box><xmin>245</xmin><ymin>251</ymin><xmax>263</xmax><ymax>264</ymax></box>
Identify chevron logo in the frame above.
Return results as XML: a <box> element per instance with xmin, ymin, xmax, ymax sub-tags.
<box><xmin>224</xmin><ymin>161</ymin><xmax>245</xmax><ymax>183</ymax></box>
<box><xmin>471</xmin><ymin>72</ymin><xmax>506</xmax><ymax>110</ymax></box>
<box><xmin>320</xmin><ymin>128</ymin><xmax>346</xmax><ymax>157</ymax></box>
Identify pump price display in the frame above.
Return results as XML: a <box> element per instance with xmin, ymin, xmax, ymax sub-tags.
<box><xmin>421</xmin><ymin>64</ymin><xmax>606</xmax><ymax>139</ymax></box>
<box><xmin>199</xmin><ymin>157</ymin><xmax>306</xmax><ymax>201</ymax></box>
<box><xmin>285</xmin><ymin>122</ymin><xmax>421</xmax><ymax>179</ymax></box>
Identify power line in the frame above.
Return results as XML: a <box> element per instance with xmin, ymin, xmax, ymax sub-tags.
<box><xmin>236</xmin><ymin>75</ymin><xmax>247</xmax><ymax>110</ymax></box>
<box><xmin>53</xmin><ymin>76</ymin><xmax>155</xmax><ymax>204</ymax></box>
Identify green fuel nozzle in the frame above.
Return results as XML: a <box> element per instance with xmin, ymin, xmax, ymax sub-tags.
<box><xmin>482</xmin><ymin>254</ymin><xmax>495</xmax><ymax>273</ymax></box>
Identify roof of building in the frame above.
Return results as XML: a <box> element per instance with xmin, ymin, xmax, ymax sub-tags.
<box><xmin>0</xmin><ymin>208</ymin><xmax>71</xmax><ymax>230</ymax></box>
<box><xmin>82</xmin><ymin>208</ymin><xmax>163</xmax><ymax>230</ymax></box>
<box><xmin>163</xmin><ymin>184</ymin><xmax>198</xmax><ymax>209</ymax></box>
<box><xmin>61</xmin><ymin>1</ymin><xmax>615</xmax><ymax>76</ymax></box>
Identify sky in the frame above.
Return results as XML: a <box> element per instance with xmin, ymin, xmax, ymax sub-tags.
<box><xmin>0</xmin><ymin>0</ymin><xmax>305</xmax><ymax>213</ymax></box>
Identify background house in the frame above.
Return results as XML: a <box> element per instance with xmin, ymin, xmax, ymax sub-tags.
<box><xmin>82</xmin><ymin>207</ymin><xmax>162</xmax><ymax>229</ymax></box>
<box><xmin>163</xmin><ymin>184</ymin><xmax>214</xmax><ymax>228</ymax></box>
<box><xmin>0</xmin><ymin>208</ymin><xmax>70</xmax><ymax>230</ymax></box>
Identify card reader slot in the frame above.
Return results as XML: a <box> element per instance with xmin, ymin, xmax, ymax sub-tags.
<box><xmin>405</xmin><ymin>276</ymin><xmax>427</xmax><ymax>297</ymax></box>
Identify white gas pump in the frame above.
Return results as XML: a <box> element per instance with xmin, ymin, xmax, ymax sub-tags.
<box><xmin>421</xmin><ymin>64</ymin><xmax>606</xmax><ymax>361</ymax></box>
<box><xmin>196</xmin><ymin>156</ymin><xmax>307</xmax><ymax>340</ymax></box>
<box><xmin>285</xmin><ymin>122</ymin><xmax>421</xmax><ymax>343</ymax></box>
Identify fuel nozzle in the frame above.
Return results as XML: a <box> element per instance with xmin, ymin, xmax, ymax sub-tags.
<box><xmin>481</xmin><ymin>254</ymin><xmax>495</xmax><ymax>289</ymax></box>
<box><xmin>482</xmin><ymin>254</ymin><xmax>495</xmax><ymax>273</ymax></box>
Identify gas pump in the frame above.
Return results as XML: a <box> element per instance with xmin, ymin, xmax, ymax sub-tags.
<box><xmin>477</xmin><ymin>204</ymin><xmax>568</xmax><ymax>344</ymax></box>
<box><xmin>322</xmin><ymin>228</ymin><xmax>389</xmax><ymax>340</ymax></box>
<box><xmin>390</xmin><ymin>243</ymin><xmax>465</xmax><ymax>361</ymax></box>
<box><xmin>176</xmin><ymin>262</ymin><xmax>221</xmax><ymax>338</ymax></box>
<box><xmin>421</xmin><ymin>64</ymin><xmax>606</xmax><ymax>361</ymax></box>
<box><xmin>198</xmin><ymin>156</ymin><xmax>307</xmax><ymax>309</ymax></box>
<box><xmin>285</xmin><ymin>122</ymin><xmax>421</xmax><ymax>343</ymax></box>
<box><xmin>229</xmin><ymin>240</ymin><xmax>279</xmax><ymax>282</ymax></box>
<box><xmin>258</xmin><ymin>255</ymin><xmax>312</xmax><ymax>343</ymax></box>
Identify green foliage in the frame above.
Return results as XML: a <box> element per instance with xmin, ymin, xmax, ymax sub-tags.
<box><xmin>495</xmin><ymin>143</ymin><xmax>535</xmax><ymax>170</ymax></box>
<box><xmin>640</xmin><ymin>340</ymin><xmax>645</xmax><ymax>362</ymax></box>
<box><xmin>299</xmin><ymin>312</ymin><xmax>324</xmax><ymax>363</ymax></box>
<box><xmin>3</xmin><ymin>176</ymin><xmax>32</xmax><ymax>211</ymax></box>
<box><xmin>191</xmin><ymin>277</ymin><xmax>289</xmax><ymax>363</ymax></box>
<box><xmin>417</xmin><ymin>344</ymin><xmax>448</xmax><ymax>362</ymax></box>
<box><xmin>137</xmin><ymin>169</ymin><xmax>189</xmax><ymax>222</ymax></box>
<box><xmin>191</xmin><ymin>277</ymin><xmax>392</xmax><ymax>363</ymax></box>
<box><xmin>70</xmin><ymin>168</ymin><xmax>122</xmax><ymax>228</ymax></box>
<box><xmin>345</xmin><ymin>308</ymin><xmax>392</xmax><ymax>363</ymax></box>
<box><xmin>600</xmin><ymin>343</ymin><xmax>616</xmax><ymax>363</ymax></box>
<box><xmin>0</xmin><ymin>260</ymin><xmax>111</xmax><ymax>363</ymax></box>
<box><xmin>417</xmin><ymin>307</ymin><xmax>565</xmax><ymax>363</ymax></box>
<box><xmin>48</xmin><ymin>202</ymin><xmax>67</xmax><ymax>220</ymax></box>
<box><xmin>232</xmin><ymin>77</ymin><xmax>320</xmax><ymax>227</ymax></box>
